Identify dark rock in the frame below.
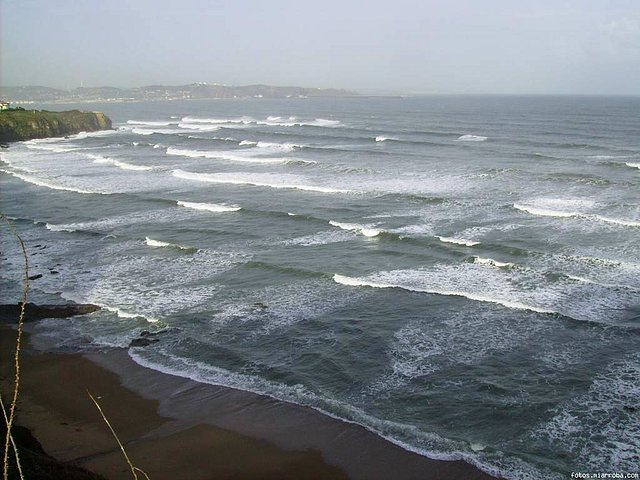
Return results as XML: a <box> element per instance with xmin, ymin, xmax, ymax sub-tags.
<box><xmin>1</xmin><ymin>422</ymin><xmax>106</xmax><ymax>479</ymax></box>
<box><xmin>0</xmin><ymin>303</ymin><xmax>101</xmax><ymax>323</ymax></box>
<box><xmin>129</xmin><ymin>337</ymin><xmax>159</xmax><ymax>347</ymax></box>
<box><xmin>50</xmin><ymin>270</ymin><xmax>59</xmax><ymax>275</ymax></box>
<box><xmin>28</xmin><ymin>274</ymin><xmax>43</xmax><ymax>280</ymax></box>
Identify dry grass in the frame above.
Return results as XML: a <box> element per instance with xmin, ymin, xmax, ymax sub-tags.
<box><xmin>1</xmin><ymin>212</ymin><xmax>150</xmax><ymax>480</ymax></box>
<box><xmin>87</xmin><ymin>391</ymin><xmax>150</xmax><ymax>480</ymax></box>
<box><xmin>1</xmin><ymin>213</ymin><xmax>29</xmax><ymax>480</ymax></box>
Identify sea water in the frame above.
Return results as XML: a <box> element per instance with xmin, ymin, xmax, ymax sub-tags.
<box><xmin>1</xmin><ymin>96</ymin><xmax>639</xmax><ymax>479</ymax></box>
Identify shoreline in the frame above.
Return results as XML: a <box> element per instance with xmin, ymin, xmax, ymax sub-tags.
<box><xmin>1</xmin><ymin>325</ymin><xmax>499</xmax><ymax>480</ymax></box>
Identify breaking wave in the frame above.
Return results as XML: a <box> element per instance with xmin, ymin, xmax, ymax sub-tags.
<box><xmin>457</xmin><ymin>135</ymin><xmax>487</xmax><ymax>142</ymax></box>
<box><xmin>176</xmin><ymin>200</ymin><xmax>242</xmax><ymax>213</ymax></box>
<box><xmin>172</xmin><ymin>169</ymin><xmax>352</xmax><ymax>194</ymax></box>
<box><xmin>0</xmin><ymin>169</ymin><xmax>109</xmax><ymax>195</ymax></box>
<box><xmin>329</xmin><ymin>220</ymin><xmax>381</xmax><ymax>237</ymax></box>
<box><xmin>437</xmin><ymin>236</ymin><xmax>480</xmax><ymax>247</ymax></box>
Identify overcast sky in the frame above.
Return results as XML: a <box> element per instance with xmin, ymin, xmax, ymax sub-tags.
<box><xmin>1</xmin><ymin>0</ymin><xmax>639</xmax><ymax>94</ymax></box>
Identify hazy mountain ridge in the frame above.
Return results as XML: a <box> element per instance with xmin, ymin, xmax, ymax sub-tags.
<box><xmin>0</xmin><ymin>83</ymin><xmax>357</xmax><ymax>103</ymax></box>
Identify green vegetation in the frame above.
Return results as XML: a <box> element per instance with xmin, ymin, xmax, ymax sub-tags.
<box><xmin>0</xmin><ymin>109</ymin><xmax>112</xmax><ymax>143</ymax></box>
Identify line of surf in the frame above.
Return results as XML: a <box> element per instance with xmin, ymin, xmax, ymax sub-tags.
<box><xmin>436</xmin><ymin>236</ymin><xmax>480</xmax><ymax>247</ymax></box>
<box><xmin>166</xmin><ymin>147</ymin><xmax>290</xmax><ymax>164</ymax></box>
<box><xmin>0</xmin><ymin>169</ymin><xmax>110</xmax><ymax>195</ymax></box>
<box><xmin>333</xmin><ymin>273</ymin><xmax>554</xmax><ymax>314</ymax></box>
<box><xmin>86</xmin><ymin>153</ymin><xmax>152</xmax><ymax>171</ymax></box>
<box><xmin>514</xmin><ymin>204</ymin><xmax>640</xmax><ymax>227</ymax></box>
<box><xmin>172</xmin><ymin>169</ymin><xmax>352</xmax><ymax>194</ymax></box>
<box><xmin>176</xmin><ymin>200</ymin><xmax>241</xmax><ymax>213</ymax></box>
<box><xmin>144</xmin><ymin>237</ymin><xmax>193</xmax><ymax>250</ymax></box>
<box><xmin>329</xmin><ymin>220</ymin><xmax>381</xmax><ymax>237</ymax></box>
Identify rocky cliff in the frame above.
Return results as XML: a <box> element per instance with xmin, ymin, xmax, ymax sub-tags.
<box><xmin>0</xmin><ymin>109</ymin><xmax>112</xmax><ymax>142</ymax></box>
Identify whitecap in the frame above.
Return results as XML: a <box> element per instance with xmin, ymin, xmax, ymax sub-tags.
<box><xmin>172</xmin><ymin>169</ymin><xmax>352</xmax><ymax>194</ymax></box>
<box><xmin>166</xmin><ymin>147</ymin><xmax>286</xmax><ymax>163</ymax></box>
<box><xmin>473</xmin><ymin>257</ymin><xmax>514</xmax><ymax>268</ymax></box>
<box><xmin>127</xmin><ymin>120</ymin><xmax>175</xmax><ymax>126</ymax></box>
<box><xmin>176</xmin><ymin>200</ymin><xmax>241</xmax><ymax>213</ymax></box>
<box><xmin>329</xmin><ymin>220</ymin><xmax>381</xmax><ymax>237</ymax></box>
<box><xmin>457</xmin><ymin>135</ymin><xmax>487</xmax><ymax>142</ymax></box>
<box><xmin>87</xmin><ymin>153</ymin><xmax>152</xmax><ymax>171</ymax></box>
<box><xmin>144</xmin><ymin>237</ymin><xmax>191</xmax><ymax>249</ymax></box>
<box><xmin>1</xmin><ymin>169</ymin><xmax>108</xmax><ymax>195</ymax></box>
<box><xmin>332</xmin><ymin>271</ymin><xmax>554</xmax><ymax>314</ymax></box>
<box><xmin>375</xmin><ymin>136</ymin><xmax>398</xmax><ymax>142</ymax></box>
<box><xmin>437</xmin><ymin>236</ymin><xmax>480</xmax><ymax>247</ymax></box>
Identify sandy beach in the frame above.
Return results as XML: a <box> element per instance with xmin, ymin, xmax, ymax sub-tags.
<box><xmin>1</xmin><ymin>323</ymin><xmax>497</xmax><ymax>480</ymax></box>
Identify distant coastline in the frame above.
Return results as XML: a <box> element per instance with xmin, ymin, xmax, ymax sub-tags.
<box><xmin>0</xmin><ymin>83</ymin><xmax>358</xmax><ymax>105</ymax></box>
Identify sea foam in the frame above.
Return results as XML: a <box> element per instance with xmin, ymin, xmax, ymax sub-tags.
<box><xmin>1</xmin><ymin>169</ymin><xmax>107</xmax><ymax>195</ymax></box>
<box><xmin>172</xmin><ymin>169</ymin><xmax>352</xmax><ymax>194</ymax></box>
<box><xmin>166</xmin><ymin>147</ymin><xmax>287</xmax><ymax>163</ymax></box>
<box><xmin>437</xmin><ymin>236</ymin><xmax>480</xmax><ymax>247</ymax></box>
<box><xmin>333</xmin><ymin>272</ymin><xmax>553</xmax><ymax>314</ymax></box>
<box><xmin>457</xmin><ymin>135</ymin><xmax>487</xmax><ymax>142</ymax></box>
<box><xmin>87</xmin><ymin>153</ymin><xmax>152</xmax><ymax>171</ymax></box>
<box><xmin>127</xmin><ymin>120</ymin><xmax>175</xmax><ymax>126</ymax></box>
<box><xmin>176</xmin><ymin>200</ymin><xmax>241</xmax><ymax>213</ymax></box>
<box><xmin>329</xmin><ymin>220</ymin><xmax>381</xmax><ymax>237</ymax></box>
<box><xmin>144</xmin><ymin>237</ymin><xmax>191</xmax><ymax>249</ymax></box>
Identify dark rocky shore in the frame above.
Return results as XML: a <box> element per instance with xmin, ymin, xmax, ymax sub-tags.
<box><xmin>0</xmin><ymin>109</ymin><xmax>112</xmax><ymax>143</ymax></box>
<box><xmin>0</xmin><ymin>303</ymin><xmax>101</xmax><ymax>323</ymax></box>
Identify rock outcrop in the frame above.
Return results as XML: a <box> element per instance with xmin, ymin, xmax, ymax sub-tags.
<box><xmin>0</xmin><ymin>109</ymin><xmax>112</xmax><ymax>142</ymax></box>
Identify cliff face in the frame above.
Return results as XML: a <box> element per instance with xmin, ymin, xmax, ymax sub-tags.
<box><xmin>0</xmin><ymin>109</ymin><xmax>112</xmax><ymax>142</ymax></box>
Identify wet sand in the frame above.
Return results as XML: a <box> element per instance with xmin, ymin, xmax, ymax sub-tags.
<box><xmin>1</xmin><ymin>325</ymin><xmax>498</xmax><ymax>479</ymax></box>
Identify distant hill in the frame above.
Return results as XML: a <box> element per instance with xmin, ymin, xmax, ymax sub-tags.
<box><xmin>0</xmin><ymin>83</ymin><xmax>358</xmax><ymax>103</ymax></box>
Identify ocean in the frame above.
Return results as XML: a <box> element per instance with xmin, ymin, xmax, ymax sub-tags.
<box><xmin>1</xmin><ymin>96</ymin><xmax>638</xmax><ymax>479</ymax></box>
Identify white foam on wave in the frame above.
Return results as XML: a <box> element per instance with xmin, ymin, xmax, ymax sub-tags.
<box><xmin>45</xmin><ymin>223</ymin><xmax>76</xmax><ymax>232</ymax></box>
<box><xmin>391</xmin><ymin>224</ymin><xmax>434</xmax><ymax>238</ymax></box>
<box><xmin>333</xmin><ymin>271</ymin><xmax>554</xmax><ymax>314</ymax></box>
<box><xmin>166</xmin><ymin>147</ymin><xmax>287</xmax><ymax>164</ymax></box>
<box><xmin>25</xmin><ymin>143</ymin><xmax>77</xmax><ymax>153</ymax></box>
<box><xmin>257</xmin><ymin>117</ymin><xmax>342</xmax><ymax>128</ymax></box>
<box><xmin>73</xmin><ymin>129</ymin><xmax>119</xmax><ymax>139</ymax></box>
<box><xmin>375</xmin><ymin>136</ymin><xmax>398</xmax><ymax>142</ymax></box>
<box><xmin>131</xmin><ymin>127</ymin><xmax>184</xmax><ymax>136</ymax></box>
<box><xmin>515</xmin><ymin>200</ymin><xmax>639</xmax><ymax>227</ymax></box>
<box><xmin>532</xmin><ymin>352</ymin><xmax>640</xmax><ymax>472</ymax></box>
<box><xmin>0</xmin><ymin>153</ymin><xmax>38</xmax><ymax>173</ymax></box>
<box><xmin>473</xmin><ymin>257</ymin><xmax>514</xmax><ymax>268</ymax></box>
<box><xmin>514</xmin><ymin>203</ymin><xmax>579</xmax><ymax>218</ymax></box>
<box><xmin>86</xmin><ymin>153</ymin><xmax>152</xmax><ymax>171</ymax></box>
<box><xmin>172</xmin><ymin>169</ymin><xmax>352</xmax><ymax>194</ymax></box>
<box><xmin>625</xmin><ymin>162</ymin><xmax>640</xmax><ymax>169</ymax></box>
<box><xmin>101</xmin><ymin>305</ymin><xmax>159</xmax><ymax>323</ymax></box>
<box><xmin>127</xmin><ymin>120</ymin><xmax>175</xmax><ymax>126</ymax></box>
<box><xmin>457</xmin><ymin>135</ymin><xmax>487</xmax><ymax>142</ymax></box>
<box><xmin>329</xmin><ymin>220</ymin><xmax>381</xmax><ymax>237</ymax></box>
<box><xmin>239</xmin><ymin>140</ymin><xmax>257</xmax><ymax>146</ymax></box>
<box><xmin>181</xmin><ymin>116</ymin><xmax>252</xmax><ymax>125</ymax></box>
<box><xmin>255</xmin><ymin>141</ymin><xmax>301</xmax><ymax>152</ymax></box>
<box><xmin>0</xmin><ymin>169</ymin><xmax>107</xmax><ymax>195</ymax></box>
<box><xmin>592</xmin><ymin>215</ymin><xmax>640</xmax><ymax>227</ymax></box>
<box><xmin>178</xmin><ymin>122</ymin><xmax>221</xmax><ymax>132</ymax></box>
<box><xmin>437</xmin><ymin>236</ymin><xmax>480</xmax><ymax>247</ymax></box>
<box><xmin>176</xmin><ymin>200</ymin><xmax>241</xmax><ymax>213</ymax></box>
<box><xmin>144</xmin><ymin>237</ymin><xmax>191</xmax><ymax>250</ymax></box>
